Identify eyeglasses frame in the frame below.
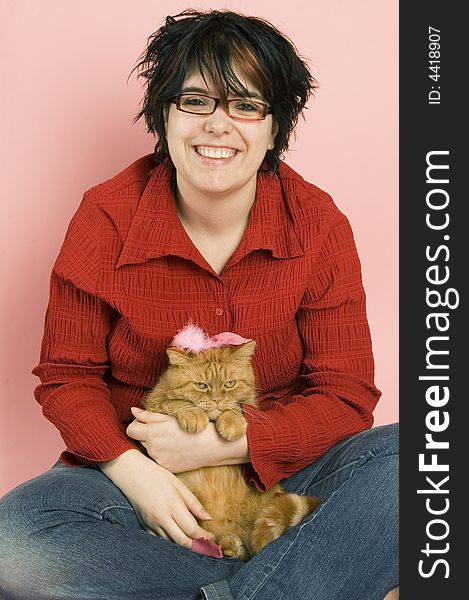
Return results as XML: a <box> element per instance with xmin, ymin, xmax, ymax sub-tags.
<box><xmin>171</xmin><ymin>93</ymin><xmax>272</xmax><ymax>121</ymax></box>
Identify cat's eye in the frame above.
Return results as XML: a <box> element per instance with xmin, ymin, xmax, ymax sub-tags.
<box><xmin>195</xmin><ymin>382</ymin><xmax>208</xmax><ymax>390</ymax></box>
<box><xmin>224</xmin><ymin>380</ymin><xmax>237</xmax><ymax>389</ymax></box>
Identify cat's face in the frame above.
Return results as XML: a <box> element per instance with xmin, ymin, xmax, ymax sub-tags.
<box><xmin>165</xmin><ymin>342</ymin><xmax>256</xmax><ymax>420</ymax></box>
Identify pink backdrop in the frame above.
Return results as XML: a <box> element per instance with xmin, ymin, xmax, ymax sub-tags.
<box><xmin>0</xmin><ymin>0</ymin><xmax>398</xmax><ymax>496</ymax></box>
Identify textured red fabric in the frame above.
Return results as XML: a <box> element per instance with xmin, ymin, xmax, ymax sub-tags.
<box><xmin>32</xmin><ymin>155</ymin><xmax>381</xmax><ymax>490</ymax></box>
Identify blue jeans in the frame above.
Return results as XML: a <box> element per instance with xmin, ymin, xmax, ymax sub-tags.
<box><xmin>0</xmin><ymin>423</ymin><xmax>398</xmax><ymax>600</ymax></box>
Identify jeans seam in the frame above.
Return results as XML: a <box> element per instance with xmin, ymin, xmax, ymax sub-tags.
<box><xmin>201</xmin><ymin>583</ymin><xmax>230</xmax><ymax>600</ymax></box>
<box><xmin>297</xmin><ymin>451</ymin><xmax>373</xmax><ymax>495</ymax></box>
<box><xmin>297</xmin><ymin>446</ymin><xmax>398</xmax><ymax>496</ymax></box>
<box><xmin>304</xmin><ymin>425</ymin><xmax>397</xmax><ymax>488</ymax></box>
<box><xmin>98</xmin><ymin>504</ymin><xmax>135</xmax><ymax>518</ymax></box>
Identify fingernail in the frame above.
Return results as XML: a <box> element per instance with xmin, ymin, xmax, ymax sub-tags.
<box><xmin>131</xmin><ymin>406</ymin><xmax>143</xmax><ymax>412</ymax></box>
<box><xmin>203</xmin><ymin>511</ymin><xmax>213</xmax><ymax>520</ymax></box>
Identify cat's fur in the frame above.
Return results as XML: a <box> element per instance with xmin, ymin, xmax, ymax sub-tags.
<box><xmin>143</xmin><ymin>340</ymin><xmax>320</xmax><ymax>560</ymax></box>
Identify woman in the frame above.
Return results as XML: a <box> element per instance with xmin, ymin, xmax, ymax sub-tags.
<box><xmin>0</xmin><ymin>9</ymin><xmax>398</xmax><ymax>600</ymax></box>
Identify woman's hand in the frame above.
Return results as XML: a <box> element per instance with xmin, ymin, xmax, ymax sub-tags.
<box><xmin>99</xmin><ymin>449</ymin><xmax>215</xmax><ymax>548</ymax></box>
<box><xmin>126</xmin><ymin>407</ymin><xmax>250</xmax><ymax>472</ymax></box>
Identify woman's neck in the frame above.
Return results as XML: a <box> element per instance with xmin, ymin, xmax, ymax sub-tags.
<box><xmin>174</xmin><ymin>174</ymin><xmax>257</xmax><ymax>238</ymax></box>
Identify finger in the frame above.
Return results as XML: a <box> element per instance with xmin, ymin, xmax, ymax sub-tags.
<box><xmin>176</xmin><ymin>482</ymin><xmax>213</xmax><ymax>522</ymax></box>
<box><xmin>126</xmin><ymin>420</ymin><xmax>147</xmax><ymax>441</ymax></box>
<box><xmin>172</xmin><ymin>508</ymin><xmax>216</xmax><ymax>542</ymax></box>
<box><xmin>160</xmin><ymin>517</ymin><xmax>194</xmax><ymax>548</ymax></box>
<box><xmin>130</xmin><ymin>407</ymin><xmax>174</xmax><ymax>422</ymax></box>
<box><xmin>153</xmin><ymin>527</ymin><xmax>171</xmax><ymax>541</ymax></box>
<box><xmin>144</xmin><ymin>525</ymin><xmax>171</xmax><ymax>541</ymax></box>
<box><xmin>143</xmin><ymin>500</ymin><xmax>199</xmax><ymax>547</ymax></box>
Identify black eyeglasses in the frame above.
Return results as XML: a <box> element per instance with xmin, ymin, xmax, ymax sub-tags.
<box><xmin>171</xmin><ymin>93</ymin><xmax>272</xmax><ymax>121</ymax></box>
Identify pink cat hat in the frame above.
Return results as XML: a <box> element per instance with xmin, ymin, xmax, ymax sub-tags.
<box><xmin>171</xmin><ymin>322</ymin><xmax>252</xmax><ymax>352</ymax></box>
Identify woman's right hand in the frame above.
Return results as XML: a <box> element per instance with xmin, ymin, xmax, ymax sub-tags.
<box><xmin>99</xmin><ymin>449</ymin><xmax>215</xmax><ymax>548</ymax></box>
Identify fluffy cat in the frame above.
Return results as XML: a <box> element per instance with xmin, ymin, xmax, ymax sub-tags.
<box><xmin>142</xmin><ymin>336</ymin><xmax>320</xmax><ymax>560</ymax></box>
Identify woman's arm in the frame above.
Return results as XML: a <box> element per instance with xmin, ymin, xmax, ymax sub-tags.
<box><xmin>99</xmin><ymin>448</ymin><xmax>216</xmax><ymax>546</ymax></box>
<box><xmin>32</xmin><ymin>195</ymin><xmax>137</xmax><ymax>464</ymax></box>
<box><xmin>126</xmin><ymin>408</ymin><xmax>250</xmax><ymax>472</ymax></box>
<box><xmin>243</xmin><ymin>214</ymin><xmax>382</xmax><ymax>490</ymax></box>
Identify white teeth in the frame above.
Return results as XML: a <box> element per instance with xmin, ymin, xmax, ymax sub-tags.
<box><xmin>195</xmin><ymin>146</ymin><xmax>237</xmax><ymax>159</ymax></box>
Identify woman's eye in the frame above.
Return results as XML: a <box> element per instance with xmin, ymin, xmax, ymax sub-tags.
<box><xmin>183</xmin><ymin>96</ymin><xmax>207</xmax><ymax>106</ymax></box>
<box><xmin>229</xmin><ymin>100</ymin><xmax>264</xmax><ymax>118</ymax></box>
<box><xmin>195</xmin><ymin>382</ymin><xmax>208</xmax><ymax>390</ymax></box>
<box><xmin>235</xmin><ymin>102</ymin><xmax>257</xmax><ymax>112</ymax></box>
<box><xmin>224</xmin><ymin>380</ymin><xmax>237</xmax><ymax>389</ymax></box>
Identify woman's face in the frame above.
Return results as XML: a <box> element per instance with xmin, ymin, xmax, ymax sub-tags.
<box><xmin>165</xmin><ymin>69</ymin><xmax>277</xmax><ymax>200</ymax></box>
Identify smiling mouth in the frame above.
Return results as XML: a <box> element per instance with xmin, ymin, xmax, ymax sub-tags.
<box><xmin>194</xmin><ymin>146</ymin><xmax>238</xmax><ymax>159</ymax></box>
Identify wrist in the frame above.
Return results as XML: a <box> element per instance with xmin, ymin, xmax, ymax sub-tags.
<box><xmin>216</xmin><ymin>432</ymin><xmax>250</xmax><ymax>466</ymax></box>
<box><xmin>99</xmin><ymin>449</ymin><xmax>154</xmax><ymax>484</ymax></box>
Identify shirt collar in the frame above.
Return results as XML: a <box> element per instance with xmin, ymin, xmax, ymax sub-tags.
<box><xmin>115</xmin><ymin>159</ymin><xmax>303</xmax><ymax>273</ymax></box>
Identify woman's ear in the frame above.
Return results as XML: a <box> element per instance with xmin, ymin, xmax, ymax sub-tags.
<box><xmin>268</xmin><ymin>120</ymin><xmax>279</xmax><ymax>150</ymax></box>
<box><xmin>163</xmin><ymin>104</ymin><xmax>170</xmax><ymax>129</ymax></box>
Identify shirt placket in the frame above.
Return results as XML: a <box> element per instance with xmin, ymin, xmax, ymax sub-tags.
<box><xmin>212</xmin><ymin>275</ymin><xmax>232</xmax><ymax>332</ymax></box>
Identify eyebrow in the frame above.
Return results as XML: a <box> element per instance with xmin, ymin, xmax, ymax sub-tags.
<box><xmin>179</xmin><ymin>86</ymin><xmax>266</xmax><ymax>102</ymax></box>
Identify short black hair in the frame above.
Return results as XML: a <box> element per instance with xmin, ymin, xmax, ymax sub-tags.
<box><xmin>130</xmin><ymin>9</ymin><xmax>317</xmax><ymax>173</ymax></box>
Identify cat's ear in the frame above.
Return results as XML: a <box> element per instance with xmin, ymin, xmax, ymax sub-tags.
<box><xmin>166</xmin><ymin>347</ymin><xmax>190</xmax><ymax>365</ymax></box>
<box><xmin>231</xmin><ymin>340</ymin><xmax>256</xmax><ymax>361</ymax></box>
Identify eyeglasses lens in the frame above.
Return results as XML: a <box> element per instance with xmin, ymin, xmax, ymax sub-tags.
<box><xmin>178</xmin><ymin>94</ymin><xmax>265</xmax><ymax>120</ymax></box>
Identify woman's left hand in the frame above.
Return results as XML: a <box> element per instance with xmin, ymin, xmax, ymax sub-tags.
<box><xmin>126</xmin><ymin>407</ymin><xmax>223</xmax><ymax>473</ymax></box>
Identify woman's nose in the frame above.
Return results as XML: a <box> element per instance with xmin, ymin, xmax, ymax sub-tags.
<box><xmin>203</xmin><ymin>105</ymin><xmax>233</xmax><ymax>135</ymax></box>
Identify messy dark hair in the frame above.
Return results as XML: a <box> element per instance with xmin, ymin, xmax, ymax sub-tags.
<box><xmin>130</xmin><ymin>9</ymin><xmax>317</xmax><ymax>173</ymax></box>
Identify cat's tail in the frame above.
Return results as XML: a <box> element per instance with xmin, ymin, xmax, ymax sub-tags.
<box><xmin>250</xmin><ymin>490</ymin><xmax>320</xmax><ymax>555</ymax></box>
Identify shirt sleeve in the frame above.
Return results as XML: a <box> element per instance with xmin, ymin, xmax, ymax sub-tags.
<box><xmin>243</xmin><ymin>214</ymin><xmax>382</xmax><ymax>490</ymax></box>
<box><xmin>31</xmin><ymin>194</ymin><xmax>138</xmax><ymax>465</ymax></box>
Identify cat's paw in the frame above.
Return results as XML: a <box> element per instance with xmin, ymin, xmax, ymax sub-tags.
<box><xmin>218</xmin><ymin>534</ymin><xmax>250</xmax><ymax>560</ymax></box>
<box><xmin>177</xmin><ymin>409</ymin><xmax>209</xmax><ymax>433</ymax></box>
<box><xmin>215</xmin><ymin>411</ymin><xmax>246</xmax><ymax>441</ymax></box>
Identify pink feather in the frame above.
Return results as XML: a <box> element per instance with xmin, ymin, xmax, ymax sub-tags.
<box><xmin>171</xmin><ymin>323</ymin><xmax>212</xmax><ymax>352</ymax></box>
<box><xmin>171</xmin><ymin>323</ymin><xmax>252</xmax><ymax>352</ymax></box>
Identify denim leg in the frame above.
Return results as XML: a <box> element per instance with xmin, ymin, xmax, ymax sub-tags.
<box><xmin>0</xmin><ymin>462</ymin><xmax>242</xmax><ymax>600</ymax></box>
<box><xmin>201</xmin><ymin>423</ymin><xmax>399</xmax><ymax>600</ymax></box>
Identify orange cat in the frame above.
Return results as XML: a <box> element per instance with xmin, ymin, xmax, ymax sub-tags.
<box><xmin>143</xmin><ymin>336</ymin><xmax>320</xmax><ymax>560</ymax></box>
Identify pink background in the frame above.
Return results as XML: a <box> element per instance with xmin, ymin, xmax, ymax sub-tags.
<box><xmin>0</xmin><ymin>0</ymin><xmax>398</xmax><ymax>496</ymax></box>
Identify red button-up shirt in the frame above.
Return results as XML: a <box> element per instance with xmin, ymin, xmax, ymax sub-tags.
<box><xmin>32</xmin><ymin>155</ymin><xmax>381</xmax><ymax>490</ymax></box>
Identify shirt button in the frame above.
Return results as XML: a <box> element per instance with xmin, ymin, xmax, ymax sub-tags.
<box><xmin>215</xmin><ymin>307</ymin><xmax>224</xmax><ymax>316</ymax></box>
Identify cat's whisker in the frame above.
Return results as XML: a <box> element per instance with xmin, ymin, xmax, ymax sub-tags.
<box><xmin>244</xmin><ymin>411</ymin><xmax>268</xmax><ymax>424</ymax></box>
<box><xmin>243</xmin><ymin>411</ymin><xmax>277</xmax><ymax>445</ymax></box>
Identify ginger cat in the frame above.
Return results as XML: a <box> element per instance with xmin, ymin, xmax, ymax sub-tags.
<box><xmin>143</xmin><ymin>336</ymin><xmax>320</xmax><ymax>560</ymax></box>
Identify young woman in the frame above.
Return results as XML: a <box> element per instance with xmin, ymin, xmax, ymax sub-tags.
<box><xmin>0</xmin><ymin>10</ymin><xmax>398</xmax><ymax>600</ymax></box>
